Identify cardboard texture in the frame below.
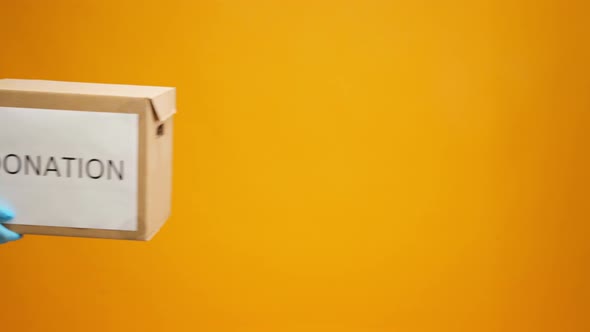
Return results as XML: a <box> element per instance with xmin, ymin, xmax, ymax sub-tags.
<box><xmin>0</xmin><ymin>79</ymin><xmax>175</xmax><ymax>240</ymax></box>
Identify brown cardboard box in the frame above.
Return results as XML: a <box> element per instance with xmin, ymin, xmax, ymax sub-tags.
<box><xmin>0</xmin><ymin>79</ymin><xmax>175</xmax><ymax>240</ymax></box>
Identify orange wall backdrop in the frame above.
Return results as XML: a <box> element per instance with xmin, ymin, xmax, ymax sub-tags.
<box><xmin>1</xmin><ymin>0</ymin><xmax>589</xmax><ymax>331</ymax></box>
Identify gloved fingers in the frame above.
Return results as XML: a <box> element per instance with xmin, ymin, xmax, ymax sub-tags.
<box><xmin>0</xmin><ymin>224</ymin><xmax>21</xmax><ymax>243</ymax></box>
<box><xmin>0</xmin><ymin>208</ymin><xmax>15</xmax><ymax>222</ymax></box>
<box><xmin>0</xmin><ymin>208</ymin><xmax>21</xmax><ymax>244</ymax></box>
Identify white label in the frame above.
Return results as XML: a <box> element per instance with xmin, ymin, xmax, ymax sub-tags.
<box><xmin>0</xmin><ymin>107</ymin><xmax>139</xmax><ymax>231</ymax></box>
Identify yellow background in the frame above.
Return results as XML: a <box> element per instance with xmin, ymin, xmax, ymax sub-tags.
<box><xmin>1</xmin><ymin>0</ymin><xmax>588</xmax><ymax>331</ymax></box>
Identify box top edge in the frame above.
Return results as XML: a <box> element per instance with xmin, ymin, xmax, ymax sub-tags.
<box><xmin>0</xmin><ymin>79</ymin><xmax>175</xmax><ymax>99</ymax></box>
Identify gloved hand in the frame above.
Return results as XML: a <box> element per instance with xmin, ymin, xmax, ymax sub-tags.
<box><xmin>0</xmin><ymin>208</ymin><xmax>21</xmax><ymax>244</ymax></box>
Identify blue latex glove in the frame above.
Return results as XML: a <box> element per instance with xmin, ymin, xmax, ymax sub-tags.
<box><xmin>0</xmin><ymin>208</ymin><xmax>21</xmax><ymax>244</ymax></box>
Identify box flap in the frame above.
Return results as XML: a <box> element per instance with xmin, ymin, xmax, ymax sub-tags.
<box><xmin>0</xmin><ymin>79</ymin><xmax>176</xmax><ymax>121</ymax></box>
<box><xmin>149</xmin><ymin>88</ymin><xmax>176</xmax><ymax>121</ymax></box>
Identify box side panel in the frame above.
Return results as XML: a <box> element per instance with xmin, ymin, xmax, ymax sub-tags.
<box><xmin>0</xmin><ymin>90</ymin><xmax>150</xmax><ymax>240</ymax></box>
<box><xmin>144</xmin><ymin>109</ymin><xmax>173</xmax><ymax>240</ymax></box>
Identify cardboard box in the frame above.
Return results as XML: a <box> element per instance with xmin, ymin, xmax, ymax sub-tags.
<box><xmin>0</xmin><ymin>79</ymin><xmax>175</xmax><ymax>240</ymax></box>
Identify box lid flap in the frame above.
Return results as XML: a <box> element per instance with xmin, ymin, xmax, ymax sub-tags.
<box><xmin>149</xmin><ymin>88</ymin><xmax>176</xmax><ymax>121</ymax></box>
<box><xmin>0</xmin><ymin>79</ymin><xmax>176</xmax><ymax>121</ymax></box>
